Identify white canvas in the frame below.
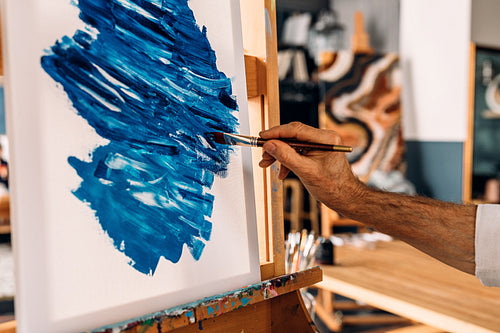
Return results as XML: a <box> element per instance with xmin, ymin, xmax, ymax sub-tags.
<box><xmin>2</xmin><ymin>0</ymin><xmax>260</xmax><ymax>332</ymax></box>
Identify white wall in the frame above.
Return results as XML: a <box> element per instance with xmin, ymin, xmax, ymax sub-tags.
<box><xmin>399</xmin><ymin>0</ymin><xmax>471</xmax><ymax>142</ymax></box>
<box><xmin>334</xmin><ymin>0</ymin><xmax>400</xmax><ymax>53</ymax></box>
<box><xmin>471</xmin><ymin>0</ymin><xmax>500</xmax><ymax>49</ymax></box>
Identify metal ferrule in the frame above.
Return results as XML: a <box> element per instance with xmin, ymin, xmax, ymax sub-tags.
<box><xmin>223</xmin><ymin>133</ymin><xmax>258</xmax><ymax>147</ymax></box>
<box><xmin>332</xmin><ymin>145</ymin><xmax>353</xmax><ymax>153</ymax></box>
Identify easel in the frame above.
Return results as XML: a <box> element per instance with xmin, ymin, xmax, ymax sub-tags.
<box><xmin>0</xmin><ymin>1</ymin><xmax>322</xmax><ymax>332</ymax></box>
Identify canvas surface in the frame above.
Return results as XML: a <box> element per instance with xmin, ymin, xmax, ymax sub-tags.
<box><xmin>3</xmin><ymin>0</ymin><xmax>260</xmax><ymax>331</ymax></box>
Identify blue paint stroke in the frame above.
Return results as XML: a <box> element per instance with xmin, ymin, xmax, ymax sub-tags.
<box><xmin>207</xmin><ymin>306</ymin><xmax>214</xmax><ymax>317</ymax></box>
<box><xmin>239</xmin><ymin>297</ymin><xmax>251</xmax><ymax>307</ymax></box>
<box><xmin>40</xmin><ymin>0</ymin><xmax>239</xmax><ymax>275</ymax></box>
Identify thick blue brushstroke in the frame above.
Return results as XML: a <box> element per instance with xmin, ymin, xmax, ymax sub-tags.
<box><xmin>41</xmin><ymin>0</ymin><xmax>239</xmax><ymax>275</ymax></box>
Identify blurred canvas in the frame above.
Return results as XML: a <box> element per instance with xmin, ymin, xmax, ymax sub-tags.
<box><xmin>319</xmin><ymin>51</ymin><xmax>413</xmax><ymax>193</ymax></box>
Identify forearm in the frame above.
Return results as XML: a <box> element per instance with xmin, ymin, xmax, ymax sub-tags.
<box><xmin>329</xmin><ymin>184</ymin><xmax>477</xmax><ymax>274</ymax></box>
<box><xmin>258</xmin><ymin>123</ymin><xmax>478</xmax><ymax>274</ymax></box>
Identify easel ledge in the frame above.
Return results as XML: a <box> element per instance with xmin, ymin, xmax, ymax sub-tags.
<box><xmin>91</xmin><ymin>267</ymin><xmax>322</xmax><ymax>333</ymax></box>
<box><xmin>0</xmin><ymin>267</ymin><xmax>322</xmax><ymax>333</ymax></box>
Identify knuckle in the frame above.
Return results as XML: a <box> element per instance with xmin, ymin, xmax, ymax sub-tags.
<box><xmin>289</xmin><ymin>121</ymin><xmax>305</xmax><ymax>131</ymax></box>
<box><xmin>327</xmin><ymin>130</ymin><xmax>343</xmax><ymax>144</ymax></box>
<box><xmin>278</xmin><ymin>149</ymin><xmax>289</xmax><ymax>162</ymax></box>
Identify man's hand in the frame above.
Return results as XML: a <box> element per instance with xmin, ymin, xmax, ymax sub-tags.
<box><xmin>258</xmin><ymin>123</ymin><xmax>477</xmax><ymax>276</ymax></box>
<box><xmin>258</xmin><ymin>122</ymin><xmax>363</xmax><ymax>210</ymax></box>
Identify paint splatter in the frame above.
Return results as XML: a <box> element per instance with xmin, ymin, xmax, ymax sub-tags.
<box><xmin>40</xmin><ymin>0</ymin><xmax>239</xmax><ymax>275</ymax></box>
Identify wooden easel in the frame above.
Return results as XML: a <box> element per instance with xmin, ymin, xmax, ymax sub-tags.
<box><xmin>0</xmin><ymin>1</ymin><xmax>322</xmax><ymax>332</ymax></box>
<box><xmin>462</xmin><ymin>42</ymin><xmax>477</xmax><ymax>204</ymax></box>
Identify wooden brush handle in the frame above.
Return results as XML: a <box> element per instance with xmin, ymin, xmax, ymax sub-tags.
<box><xmin>256</xmin><ymin>138</ymin><xmax>352</xmax><ymax>153</ymax></box>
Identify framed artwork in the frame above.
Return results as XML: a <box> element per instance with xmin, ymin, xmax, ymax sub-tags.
<box><xmin>3</xmin><ymin>0</ymin><xmax>260</xmax><ymax>331</ymax></box>
<box><xmin>318</xmin><ymin>51</ymin><xmax>413</xmax><ymax>193</ymax></box>
<box><xmin>466</xmin><ymin>46</ymin><xmax>500</xmax><ymax>203</ymax></box>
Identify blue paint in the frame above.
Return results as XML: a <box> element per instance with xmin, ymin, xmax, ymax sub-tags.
<box><xmin>41</xmin><ymin>0</ymin><xmax>239</xmax><ymax>275</ymax></box>
<box><xmin>239</xmin><ymin>297</ymin><xmax>251</xmax><ymax>306</ymax></box>
<box><xmin>207</xmin><ymin>306</ymin><xmax>214</xmax><ymax>316</ymax></box>
<box><xmin>92</xmin><ymin>271</ymin><xmax>297</xmax><ymax>332</ymax></box>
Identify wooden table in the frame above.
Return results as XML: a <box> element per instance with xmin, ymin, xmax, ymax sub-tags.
<box><xmin>317</xmin><ymin>240</ymin><xmax>500</xmax><ymax>333</ymax></box>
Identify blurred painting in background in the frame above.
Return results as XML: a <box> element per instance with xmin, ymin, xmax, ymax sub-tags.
<box><xmin>319</xmin><ymin>51</ymin><xmax>414</xmax><ymax>194</ymax></box>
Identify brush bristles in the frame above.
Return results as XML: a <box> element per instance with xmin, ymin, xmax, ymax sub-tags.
<box><xmin>208</xmin><ymin>132</ymin><xmax>226</xmax><ymax>144</ymax></box>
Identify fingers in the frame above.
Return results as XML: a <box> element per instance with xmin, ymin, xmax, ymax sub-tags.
<box><xmin>261</xmin><ymin>140</ymin><xmax>309</xmax><ymax>179</ymax></box>
<box><xmin>259</xmin><ymin>122</ymin><xmax>342</xmax><ymax>145</ymax></box>
<box><xmin>278</xmin><ymin>165</ymin><xmax>290</xmax><ymax>180</ymax></box>
<box><xmin>258</xmin><ymin>151</ymin><xmax>275</xmax><ymax>168</ymax></box>
<box><xmin>259</xmin><ymin>122</ymin><xmax>339</xmax><ymax>181</ymax></box>
<box><xmin>259</xmin><ymin>147</ymin><xmax>291</xmax><ymax>179</ymax></box>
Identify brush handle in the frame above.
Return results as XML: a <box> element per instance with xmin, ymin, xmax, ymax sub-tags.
<box><xmin>256</xmin><ymin>138</ymin><xmax>352</xmax><ymax>153</ymax></box>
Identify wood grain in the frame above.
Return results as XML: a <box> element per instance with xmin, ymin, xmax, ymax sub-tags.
<box><xmin>89</xmin><ymin>267</ymin><xmax>322</xmax><ymax>333</ymax></box>
<box><xmin>317</xmin><ymin>241</ymin><xmax>500</xmax><ymax>333</ymax></box>
<box><xmin>462</xmin><ymin>42</ymin><xmax>477</xmax><ymax>203</ymax></box>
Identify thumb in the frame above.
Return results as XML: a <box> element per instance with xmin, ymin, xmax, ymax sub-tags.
<box><xmin>263</xmin><ymin>140</ymin><xmax>306</xmax><ymax>175</ymax></box>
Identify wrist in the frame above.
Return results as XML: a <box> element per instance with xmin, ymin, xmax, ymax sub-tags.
<box><xmin>325</xmin><ymin>177</ymin><xmax>370</xmax><ymax>217</ymax></box>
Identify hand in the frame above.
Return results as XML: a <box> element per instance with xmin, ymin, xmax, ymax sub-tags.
<box><xmin>258</xmin><ymin>122</ymin><xmax>363</xmax><ymax>210</ymax></box>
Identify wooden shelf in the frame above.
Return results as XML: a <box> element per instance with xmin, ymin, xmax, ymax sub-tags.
<box><xmin>318</xmin><ymin>241</ymin><xmax>500</xmax><ymax>333</ymax></box>
<box><xmin>0</xmin><ymin>225</ymin><xmax>10</xmax><ymax>234</ymax></box>
<box><xmin>0</xmin><ymin>195</ymin><xmax>10</xmax><ymax>233</ymax></box>
<box><xmin>482</xmin><ymin>109</ymin><xmax>500</xmax><ymax>119</ymax></box>
<box><xmin>334</xmin><ymin>217</ymin><xmax>365</xmax><ymax>228</ymax></box>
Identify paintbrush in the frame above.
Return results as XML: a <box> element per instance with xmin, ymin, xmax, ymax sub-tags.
<box><xmin>208</xmin><ymin>132</ymin><xmax>352</xmax><ymax>153</ymax></box>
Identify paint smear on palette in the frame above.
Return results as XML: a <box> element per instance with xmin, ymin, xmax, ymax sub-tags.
<box><xmin>40</xmin><ymin>0</ymin><xmax>239</xmax><ymax>275</ymax></box>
